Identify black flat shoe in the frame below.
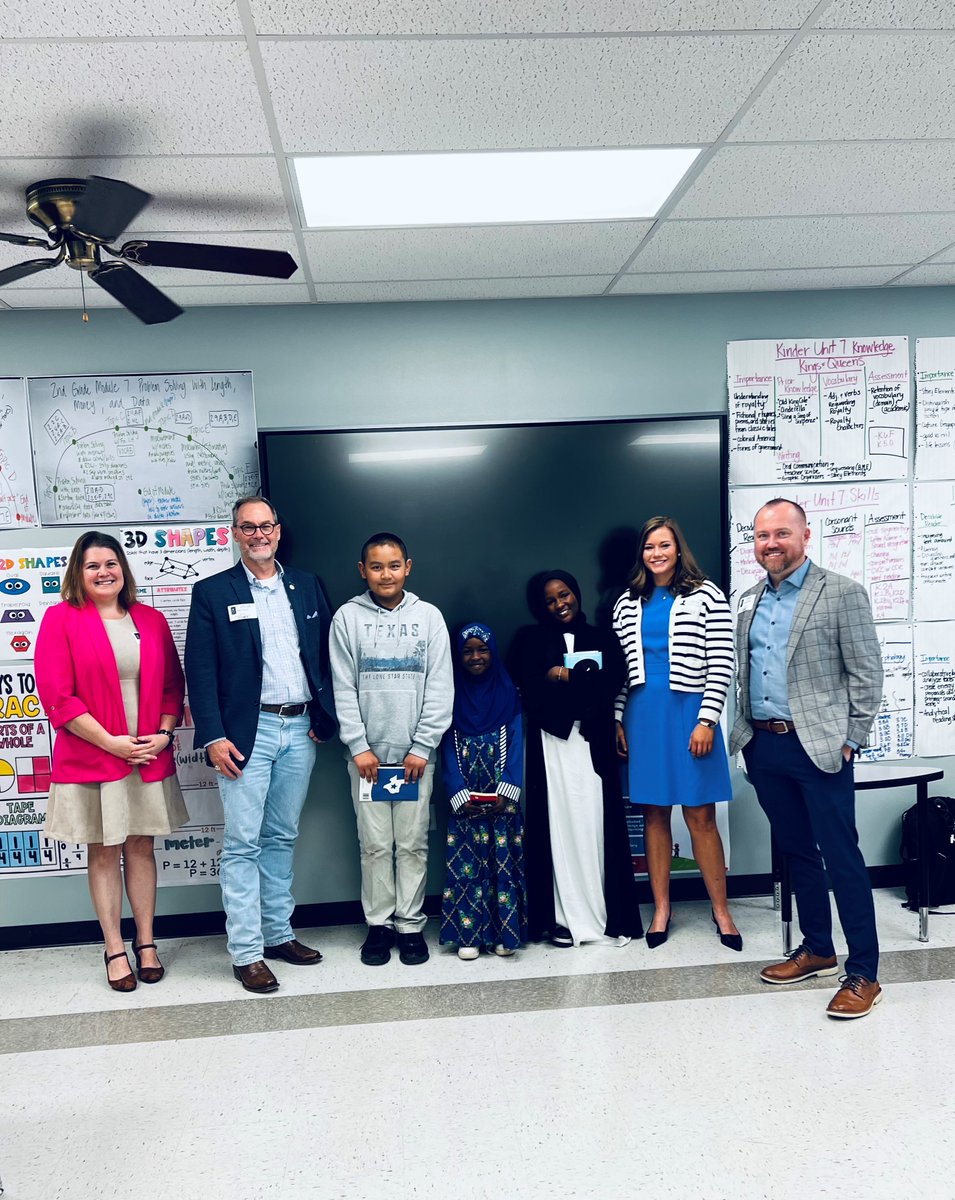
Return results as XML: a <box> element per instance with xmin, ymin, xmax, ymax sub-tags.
<box><xmin>104</xmin><ymin>949</ymin><xmax>137</xmax><ymax>992</ymax></box>
<box><xmin>645</xmin><ymin>917</ymin><xmax>671</xmax><ymax>949</ymax></box>
<box><xmin>711</xmin><ymin>911</ymin><xmax>743</xmax><ymax>952</ymax></box>
<box><xmin>132</xmin><ymin>941</ymin><xmax>165</xmax><ymax>983</ymax></box>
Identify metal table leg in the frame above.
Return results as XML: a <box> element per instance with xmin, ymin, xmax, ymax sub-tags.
<box><xmin>917</xmin><ymin>779</ymin><xmax>930</xmax><ymax>943</ymax></box>
<box><xmin>771</xmin><ymin>834</ymin><xmax>793</xmax><ymax>954</ymax></box>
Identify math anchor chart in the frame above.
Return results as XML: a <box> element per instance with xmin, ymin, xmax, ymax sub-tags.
<box><xmin>28</xmin><ymin>371</ymin><xmax>259</xmax><ymax>526</ymax></box>
<box><xmin>0</xmin><ymin>378</ymin><xmax>39</xmax><ymax>530</ymax></box>
<box><xmin>728</xmin><ymin>337</ymin><xmax>910</xmax><ymax>486</ymax></box>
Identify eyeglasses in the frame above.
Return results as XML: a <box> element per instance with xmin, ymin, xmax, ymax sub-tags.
<box><xmin>236</xmin><ymin>522</ymin><xmax>277</xmax><ymax>536</ymax></box>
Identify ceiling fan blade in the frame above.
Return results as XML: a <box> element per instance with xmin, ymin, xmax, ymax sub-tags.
<box><xmin>0</xmin><ymin>256</ymin><xmax>61</xmax><ymax>287</ymax></box>
<box><xmin>89</xmin><ymin>262</ymin><xmax>183</xmax><ymax>325</ymax></box>
<box><xmin>120</xmin><ymin>239</ymin><xmax>298</xmax><ymax>279</ymax></box>
<box><xmin>71</xmin><ymin>175</ymin><xmax>151</xmax><ymax>242</ymax></box>
<box><xmin>0</xmin><ymin>231</ymin><xmax>50</xmax><ymax>248</ymax></box>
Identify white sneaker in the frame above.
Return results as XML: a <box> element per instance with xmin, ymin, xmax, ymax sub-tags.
<box><xmin>457</xmin><ymin>946</ymin><xmax>480</xmax><ymax>960</ymax></box>
<box><xmin>494</xmin><ymin>944</ymin><xmax>515</xmax><ymax>957</ymax></box>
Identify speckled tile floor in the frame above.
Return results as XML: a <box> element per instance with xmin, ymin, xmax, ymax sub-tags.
<box><xmin>2</xmin><ymin>889</ymin><xmax>953</xmax><ymax>1200</ymax></box>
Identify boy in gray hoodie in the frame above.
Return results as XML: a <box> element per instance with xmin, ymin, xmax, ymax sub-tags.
<box><xmin>330</xmin><ymin>532</ymin><xmax>453</xmax><ymax>966</ymax></box>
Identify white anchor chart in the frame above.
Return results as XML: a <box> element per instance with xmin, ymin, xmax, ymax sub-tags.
<box><xmin>28</xmin><ymin>370</ymin><xmax>259</xmax><ymax>526</ymax></box>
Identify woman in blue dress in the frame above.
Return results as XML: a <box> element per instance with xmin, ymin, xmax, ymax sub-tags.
<box><xmin>440</xmin><ymin>622</ymin><xmax>528</xmax><ymax>960</ymax></box>
<box><xmin>613</xmin><ymin>516</ymin><xmax>741</xmax><ymax>951</ymax></box>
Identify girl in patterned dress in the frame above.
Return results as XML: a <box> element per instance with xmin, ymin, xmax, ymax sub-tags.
<box><xmin>440</xmin><ymin>622</ymin><xmax>528</xmax><ymax>960</ymax></box>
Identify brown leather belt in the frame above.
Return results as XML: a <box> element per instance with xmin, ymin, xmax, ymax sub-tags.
<box><xmin>260</xmin><ymin>702</ymin><xmax>307</xmax><ymax>717</ymax></box>
<box><xmin>752</xmin><ymin>718</ymin><xmax>796</xmax><ymax>734</ymax></box>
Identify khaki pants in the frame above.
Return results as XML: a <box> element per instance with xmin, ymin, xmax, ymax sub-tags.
<box><xmin>348</xmin><ymin>761</ymin><xmax>434</xmax><ymax>933</ymax></box>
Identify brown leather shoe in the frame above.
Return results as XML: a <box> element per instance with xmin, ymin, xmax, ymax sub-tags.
<box><xmin>263</xmin><ymin>938</ymin><xmax>323</xmax><ymax>965</ymax></box>
<box><xmin>232</xmin><ymin>960</ymin><xmax>279</xmax><ymax>993</ymax></box>
<box><xmin>826</xmin><ymin>974</ymin><xmax>882</xmax><ymax>1019</ymax></box>
<box><xmin>759</xmin><ymin>944</ymin><xmax>839</xmax><ymax>985</ymax></box>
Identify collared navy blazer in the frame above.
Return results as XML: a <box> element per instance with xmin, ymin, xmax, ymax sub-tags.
<box><xmin>184</xmin><ymin>561</ymin><xmax>337</xmax><ymax>761</ymax></box>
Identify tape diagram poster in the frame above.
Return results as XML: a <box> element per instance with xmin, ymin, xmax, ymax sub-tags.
<box><xmin>728</xmin><ymin>336</ymin><xmax>910</xmax><ymax>486</ymax></box>
<box><xmin>0</xmin><ymin>525</ymin><xmax>234</xmax><ymax>884</ymax></box>
<box><xmin>28</xmin><ymin>371</ymin><xmax>259</xmax><ymax>526</ymax></box>
<box><xmin>0</xmin><ymin>378</ymin><xmax>39</xmax><ymax>530</ymax></box>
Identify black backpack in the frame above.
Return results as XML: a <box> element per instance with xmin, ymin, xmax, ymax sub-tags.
<box><xmin>900</xmin><ymin>796</ymin><xmax>955</xmax><ymax>910</ymax></box>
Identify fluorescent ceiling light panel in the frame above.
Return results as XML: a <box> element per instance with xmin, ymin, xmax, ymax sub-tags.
<box><xmin>294</xmin><ymin>149</ymin><xmax>701</xmax><ymax>228</ymax></box>
<box><xmin>348</xmin><ymin>446</ymin><xmax>487</xmax><ymax>464</ymax></box>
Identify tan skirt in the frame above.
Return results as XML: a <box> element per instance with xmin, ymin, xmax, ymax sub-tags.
<box><xmin>45</xmin><ymin>772</ymin><xmax>189</xmax><ymax>847</ymax></box>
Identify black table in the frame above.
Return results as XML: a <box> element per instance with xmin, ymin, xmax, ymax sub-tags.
<box><xmin>772</xmin><ymin>760</ymin><xmax>945</xmax><ymax>951</ymax></box>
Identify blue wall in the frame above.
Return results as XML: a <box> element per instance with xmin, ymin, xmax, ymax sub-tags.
<box><xmin>2</xmin><ymin>284</ymin><xmax>952</xmax><ymax>928</ymax></box>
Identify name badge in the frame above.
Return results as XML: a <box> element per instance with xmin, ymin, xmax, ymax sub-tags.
<box><xmin>227</xmin><ymin>603</ymin><xmax>257</xmax><ymax>622</ymax></box>
<box><xmin>738</xmin><ymin>594</ymin><xmax>756</xmax><ymax>612</ymax></box>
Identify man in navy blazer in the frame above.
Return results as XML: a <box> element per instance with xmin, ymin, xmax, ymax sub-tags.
<box><xmin>185</xmin><ymin>496</ymin><xmax>336</xmax><ymax>993</ymax></box>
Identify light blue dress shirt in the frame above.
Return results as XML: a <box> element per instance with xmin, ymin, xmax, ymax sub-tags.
<box><xmin>748</xmin><ymin>557</ymin><xmax>811</xmax><ymax>721</ymax></box>
<box><xmin>242</xmin><ymin>560</ymin><xmax>311</xmax><ymax>706</ymax></box>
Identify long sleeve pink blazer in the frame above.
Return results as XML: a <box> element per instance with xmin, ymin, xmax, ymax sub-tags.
<box><xmin>35</xmin><ymin>600</ymin><xmax>185</xmax><ymax>784</ymax></box>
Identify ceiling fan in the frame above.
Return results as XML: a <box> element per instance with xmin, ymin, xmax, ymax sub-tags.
<box><xmin>0</xmin><ymin>175</ymin><xmax>298</xmax><ymax>324</ymax></box>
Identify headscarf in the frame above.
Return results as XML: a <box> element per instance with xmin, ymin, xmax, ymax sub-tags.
<box><xmin>525</xmin><ymin>569</ymin><xmax>587</xmax><ymax>629</ymax></box>
<box><xmin>453</xmin><ymin>621</ymin><xmax>521</xmax><ymax>734</ymax></box>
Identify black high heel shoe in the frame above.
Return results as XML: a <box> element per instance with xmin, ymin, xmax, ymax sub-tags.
<box><xmin>711</xmin><ymin>911</ymin><xmax>743</xmax><ymax>952</ymax></box>
<box><xmin>132</xmin><ymin>941</ymin><xmax>165</xmax><ymax>983</ymax></box>
<box><xmin>104</xmin><ymin>949</ymin><xmax>137</xmax><ymax>992</ymax></box>
<box><xmin>645</xmin><ymin>916</ymin><xmax>671</xmax><ymax>949</ymax></box>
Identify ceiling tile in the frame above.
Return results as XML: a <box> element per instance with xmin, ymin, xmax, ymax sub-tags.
<box><xmin>818</xmin><ymin>1</ymin><xmax>955</xmax><ymax>29</ymax></box>
<box><xmin>672</xmin><ymin>142</ymin><xmax>955</xmax><ymax>217</ymax></box>
<box><xmin>631</xmin><ymin>214</ymin><xmax>955</xmax><ymax>271</ymax></box>
<box><xmin>313</xmin><ymin>276</ymin><xmax>612</xmax><ymax>303</ymax></box>
<box><xmin>0</xmin><ymin>43</ymin><xmax>273</xmax><ymax>157</ymax></box>
<box><xmin>303</xmin><ymin>222</ymin><xmax>650</xmax><ymax>281</ymax></box>
<box><xmin>163</xmin><ymin>284</ymin><xmax>310</xmax><ymax>305</ymax></box>
<box><xmin>1</xmin><ymin>0</ymin><xmax>242</xmax><ymax>36</ymax></box>
<box><xmin>733</xmin><ymin>33</ymin><xmax>955</xmax><ymax>140</ymax></box>
<box><xmin>251</xmin><ymin>0</ymin><xmax>813</xmax><ymax>34</ymax></box>
<box><xmin>0</xmin><ymin>287</ymin><xmax>121</xmax><ymax>309</ymax></box>
<box><xmin>613</xmin><ymin>266</ymin><xmax>902</xmax><ymax>293</ymax></box>
<box><xmin>0</xmin><ymin>159</ymin><xmax>291</xmax><ymax>235</ymax></box>
<box><xmin>262</xmin><ymin>35</ymin><xmax>788</xmax><ymax>153</ymax></box>
<box><xmin>890</xmin><ymin>263</ymin><xmax>955</xmax><ymax>284</ymax></box>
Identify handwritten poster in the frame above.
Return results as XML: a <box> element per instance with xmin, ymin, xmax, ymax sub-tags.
<box><xmin>914</xmin><ymin>337</ymin><xmax>955</xmax><ymax>480</ymax></box>
<box><xmin>914</xmin><ymin>623</ymin><xmax>955</xmax><ymax>758</ymax></box>
<box><xmin>0</xmin><ymin>378</ymin><xmax>39</xmax><ymax>530</ymax></box>
<box><xmin>727</xmin><ymin>337</ymin><xmax>910</xmax><ymax>485</ymax></box>
<box><xmin>729</xmin><ymin>482</ymin><xmax>910</xmax><ymax>621</ymax></box>
<box><xmin>28</xmin><ymin>370</ymin><xmax>259</xmax><ymax>526</ymax></box>
<box><xmin>0</xmin><ymin>525</ymin><xmax>235</xmax><ymax>883</ymax></box>
<box><xmin>860</xmin><ymin>625</ymin><xmax>914</xmax><ymax>762</ymax></box>
<box><xmin>913</xmin><ymin>480</ymin><xmax>955</xmax><ymax>623</ymax></box>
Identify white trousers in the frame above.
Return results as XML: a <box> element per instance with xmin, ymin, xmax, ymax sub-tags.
<box><xmin>541</xmin><ymin>723</ymin><xmax>608</xmax><ymax>945</ymax></box>
<box><xmin>349</xmin><ymin>761</ymin><xmax>434</xmax><ymax>933</ymax></box>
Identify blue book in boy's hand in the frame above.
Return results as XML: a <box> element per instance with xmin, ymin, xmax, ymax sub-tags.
<box><xmin>359</xmin><ymin>766</ymin><xmax>420</xmax><ymax>802</ymax></box>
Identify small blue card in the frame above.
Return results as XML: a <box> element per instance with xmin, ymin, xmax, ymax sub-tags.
<box><xmin>359</xmin><ymin>766</ymin><xmax>420</xmax><ymax>802</ymax></box>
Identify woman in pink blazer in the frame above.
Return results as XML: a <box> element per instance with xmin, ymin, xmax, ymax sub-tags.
<box><xmin>36</xmin><ymin>531</ymin><xmax>187</xmax><ymax>991</ymax></box>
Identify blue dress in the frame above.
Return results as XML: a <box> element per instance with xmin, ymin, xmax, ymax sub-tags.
<box><xmin>623</xmin><ymin>588</ymin><xmax>732</xmax><ymax>808</ymax></box>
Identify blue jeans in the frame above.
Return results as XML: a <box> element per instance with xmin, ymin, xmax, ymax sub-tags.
<box><xmin>218</xmin><ymin>711</ymin><xmax>316</xmax><ymax>966</ymax></box>
<box><xmin>744</xmin><ymin>728</ymin><xmax>879</xmax><ymax>981</ymax></box>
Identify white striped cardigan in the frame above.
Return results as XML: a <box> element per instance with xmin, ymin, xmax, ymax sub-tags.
<box><xmin>611</xmin><ymin>579</ymin><xmax>734</xmax><ymax>726</ymax></box>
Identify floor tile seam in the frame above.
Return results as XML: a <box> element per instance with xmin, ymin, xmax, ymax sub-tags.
<box><xmin>3</xmin><ymin>944</ymin><xmax>955</xmax><ymax>1055</ymax></box>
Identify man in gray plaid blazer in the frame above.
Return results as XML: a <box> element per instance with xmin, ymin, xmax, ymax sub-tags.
<box><xmin>730</xmin><ymin>498</ymin><xmax>884</xmax><ymax>1019</ymax></box>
